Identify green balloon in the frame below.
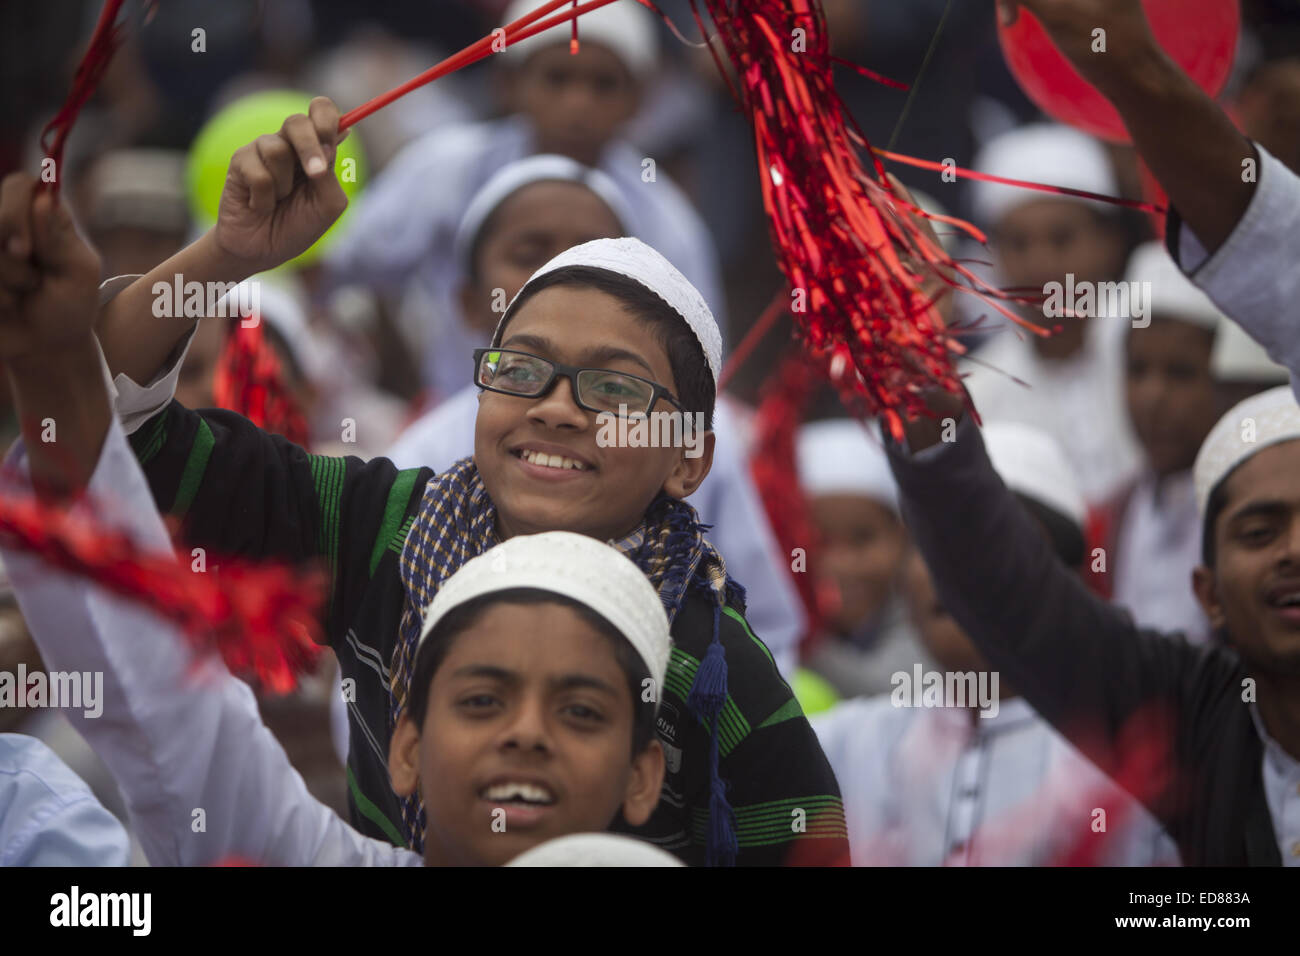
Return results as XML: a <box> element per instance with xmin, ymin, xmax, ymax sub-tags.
<box><xmin>186</xmin><ymin>90</ymin><xmax>366</xmax><ymax>269</ymax></box>
<box><xmin>791</xmin><ymin>668</ymin><xmax>840</xmax><ymax>716</ymax></box>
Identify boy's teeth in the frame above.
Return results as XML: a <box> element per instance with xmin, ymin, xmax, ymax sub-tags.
<box><xmin>521</xmin><ymin>449</ymin><xmax>585</xmax><ymax>471</ymax></box>
<box><xmin>483</xmin><ymin>782</ymin><xmax>555</xmax><ymax>804</ymax></box>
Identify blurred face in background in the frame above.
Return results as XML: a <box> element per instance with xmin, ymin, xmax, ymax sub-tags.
<box><xmin>1124</xmin><ymin>316</ymin><xmax>1218</xmax><ymax>478</ymax></box>
<box><xmin>809</xmin><ymin>493</ymin><xmax>907</xmax><ymax>636</ymax></box>
<box><xmin>508</xmin><ymin>44</ymin><xmax>640</xmax><ymax>167</ymax></box>
<box><xmin>900</xmin><ymin>547</ymin><xmax>987</xmax><ymax>676</ymax></box>
<box><xmin>459</xmin><ymin>181</ymin><xmax>625</xmax><ymax>340</ymax></box>
<box><xmin>992</xmin><ymin>199</ymin><xmax>1126</xmax><ymax>360</ymax></box>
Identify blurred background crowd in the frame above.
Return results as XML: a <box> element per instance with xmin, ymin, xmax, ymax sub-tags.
<box><xmin>1</xmin><ymin>0</ymin><xmax>1298</xmax><ymax>865</ymax></box>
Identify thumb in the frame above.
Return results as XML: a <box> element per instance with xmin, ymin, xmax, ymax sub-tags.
<box><xmin>30</xmin><ymin>190</ymin><xmax>81</xmax><ymax>271</ymax></box>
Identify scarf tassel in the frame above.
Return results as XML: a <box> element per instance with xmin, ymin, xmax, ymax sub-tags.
<box><xmin>688</xmin><ymin>602</ymin><xmax>737</xmax><ymax>866</ymax></box>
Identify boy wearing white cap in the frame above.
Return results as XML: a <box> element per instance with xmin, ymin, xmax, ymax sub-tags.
<box><xmin>814</xmin><ymin>423</ymin><xmax>1177</xmax><ymax>866</ymax></box>
<box><xmin>795</xmin><ymin>418</ymin><xmax>934</xmax><ymax>699</ymax></box>
<box><xmin>325</xmin><ymin>0</ymin><xmax>726</xmax><ymax>399</ymax></box>
<box><xmin>385</xmin><ymin>157</ymin><xmax>805</xmax><ymax>675</ymax></box>
<box><xmin>0</xmin><ymin>453</ymin><xmax>675</xmax><ymax>867</ymax></box>
<box><xmin>997</xmin><ymin>0</ymin><xmax>1300</xmax><ymax>400</ymax></box>
<box><xmin>1094</xmin><ymin>243</ymin><xmax>1225</xmax><ymax>641</ymax></box>
<box><xmin>0</xmin><ymin>107</ymin><xmax>846</xmax><ymax>867</ymax></box>
<box><xmin>961</xmin><ymin>123</ymin><xmax>1142</xmax><ymax>506</ymax></box>
<box><xmin>888</xmin><ymin>382</ymin><xmax>1300</xmax><ymax>865</ymax></box>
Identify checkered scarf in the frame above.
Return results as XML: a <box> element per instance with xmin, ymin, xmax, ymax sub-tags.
<box><xmin>391</xmin><ymin>457</ymin><xmax>744</xmax><ymax>860</ymax></box>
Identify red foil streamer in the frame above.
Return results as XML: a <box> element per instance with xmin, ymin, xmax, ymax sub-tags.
<box><xmin>691</xmin><ymin>0</ymin><xmax>1044</xmax><ymax>438</ymax></box>
<box><xmin>212</xmin><ymin>319</ymin><xmax>310</xmax><ymax>449</ymax></box>
<box><xmin>0</xmin><ymin>485</ymin><xmax>325</xmax><ymax>694</ymax></box>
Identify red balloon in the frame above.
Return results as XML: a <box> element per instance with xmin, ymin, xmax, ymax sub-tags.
<box><xmin>998</xmin><ymin>0</ymin><xmax>1240</xmax><ymax>143</ymax></box>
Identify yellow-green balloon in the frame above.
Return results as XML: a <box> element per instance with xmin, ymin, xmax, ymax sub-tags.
<box><xmin>791</xmin><ymin>667</ymin><xmax>840</xmax><ymax>717</ymax></box>
<box><xmin>186</xmin><ymin>90</ymin><xmax>366</xmax><ymax>269</ymax></box>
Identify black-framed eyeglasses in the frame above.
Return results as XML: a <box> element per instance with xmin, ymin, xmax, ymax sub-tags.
<box><xmin>473</xmin><ymin>348</ymin><xmax>684</xmax><ymax>418</ymax></box>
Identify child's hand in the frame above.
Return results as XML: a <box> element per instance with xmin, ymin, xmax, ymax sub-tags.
<box><xmin>213</xmin><ymin>96</ymin><xmax>349</xmax><ymax>274</ymax></box>
<box><xmin>997</xmin><ymin>0</ymin><xmax>1161</xmax><ymax>92</ymax></box>
<box><xmin>0</xmin><ymin>173</ymin><xmax>103</xmax><ymax>366</ymax></box>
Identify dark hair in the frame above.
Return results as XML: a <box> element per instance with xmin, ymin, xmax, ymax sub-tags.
<box><xmin>406</xmin><ymin>588</ymin><xmax>656</xmax><ymax>755</ymax></box>
<box><xmin>499</xmin><ymin>265</ymin><xmax>716</xmax><ymax>427</ymax></box>
<box><xmin>1202</xmin><ymin>480</ymin><xmax>1230</xmax><ymax>568</ymax></box>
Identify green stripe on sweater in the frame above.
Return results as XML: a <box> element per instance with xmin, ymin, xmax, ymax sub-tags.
<box><xmin>369</xmin><ymin>469</ymin><xmax>420</xmax><ymax>577</ymax></box>
<box><xmin>171</xmin><ymin>418</ymin><xmax>214</xmax><ymax>520</ymax></box>
<box><xmin>309</xmin><ymin>455</ymin><xmax>346</xmax><ymax>598</ymax></box>
<box><xmin>346</xmin><ymin>766</ymin><xmax>406</xmax><ymax>848</ymax></box>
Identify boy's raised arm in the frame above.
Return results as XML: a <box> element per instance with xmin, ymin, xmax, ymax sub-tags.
<box><xmin>96</xmin><ymin>97</ymin><xmax>348</xmax><ymax>386</ymax></box>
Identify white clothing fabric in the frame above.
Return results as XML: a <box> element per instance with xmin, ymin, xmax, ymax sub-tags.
<box><xmin>0</xmin><ymin>733</ymin><xmax>131</xmax><ymax>867</ymax></box>
<box><xmin>1250</xmin><ymin>706</ymin><xmax>1300</xmax><ymax>866</ymax></box>
<box><xmin>962</xmin><ymin>321</ymin><xmax>1142</xmax><ymax>507</ymax></box>
<box><xmin>1170</xmin><ymin>144</ymin><xmax>1300</xmax><ymax>403</ymax></box>
<box><xmin>326</xmin><ymin>116</ymin><xmax>726</xmax><ymax>398</ymax></box>
<box><xmin>385</xmin><ymin>388</ymin><xmax>805</xmax><ymax>677</ymax></box>
<box><xmin>812</xmin><ymin>695</ymin><xmax>1181</xmax><ymax>867</ymax></box>
<box><xmin>2</xmin><ymin>418</ymin><xmax>422</xmax><ymax>867</ymax></box>
<box><xmin>1112</xmin><ymin>471</ymin><xmax>1209</xmax><ymax>643</ymax></box>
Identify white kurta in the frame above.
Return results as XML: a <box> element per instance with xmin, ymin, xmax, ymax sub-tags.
<box><xmin>1171</xmin><ymin>144</ymin><xmax>1300</xmax><ymax>398</ymax></box>
<box><xmin>1112</xmin><ymin>470</ymin><xmax>1209</xmax><ymax>642</ymax></box>
<box><xmin>326</xmin><ymin>116</ymin><xmax>727</xmax><ymax>398</ymax></box>
<box><xmin>813</xmin><ymin>695</ymin><xmax>1181</xmax><ymax>867</ymax></box>
<box><xmin>962</xmin><ymin>320</ymin><xmax>1142</xmax><ymax>508</ymax></box>
<box><xmin>385</xmin><ymin>389</ymin><xmax>804</xmax><ymax>678</ymax></box>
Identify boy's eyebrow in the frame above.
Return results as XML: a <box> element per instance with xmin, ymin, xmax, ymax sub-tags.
<box><xmin>450</xmin><ymin>664</ymin><xmax>517</xmax><ymax>683</ymax></box>
<box><xmin>501</xmin><ymin>333</ymin><xmax>657</xmax><ymax>377</ymax></box>
<box><xmin>446</xmin><ymin>665</ymin><xmax>621</xmax><ymax>697</ymax></box>
<box><xmin>550</xmin><ymin>674</ymin><xmax>622</xmax><ymax>696</ymax></box>
<box><xmin>1226</xmin><ymin>499</ymin><xmax>1293</xmax><ymax>526</ymax></box>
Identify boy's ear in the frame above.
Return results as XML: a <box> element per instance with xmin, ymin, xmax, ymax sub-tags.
<box><xmin>621</xmin><ymin>738</ymin><xmax>665</xmax><ymax>827</ymax></box>
<box><xmin>388</xmin><ymin>712</ymin><xmax>422</xmax><ymax>798</ymax></box>
<box><xmin>661</xmin><ymin>430</ymin><xmax>714</xmax><ymax>500</ymax></box>
<box><xmin>1192</xmin><ymin>564</ymin><xmax>1227</xmax><ymax>632</ymax></box>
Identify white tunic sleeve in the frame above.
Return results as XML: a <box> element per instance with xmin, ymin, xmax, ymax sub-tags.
<box><xmin>0</xmin><ymin>418</ymin><xmax>421</xmax><ymax>867</ymax></box>
<box><xmin>1169</xmin><ymin>144</ymin><xmax>1300</xmax><ymax>400</ymax></box>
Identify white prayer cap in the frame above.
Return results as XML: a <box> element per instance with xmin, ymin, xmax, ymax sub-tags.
<box><xmin>495</xmin><ymin>237</ymin><xmax>723</xmax><ymax>386</ymax></box>
<box><xmin>982</xmin><ymin>421</ymin><xmax>1087</xmax><ymax>531</ymax></box>
<box><xmin>972</xmin><ymin>124</ymin><xmax>1119</xmax><ymax>229</ymax></box>
<box><xmin>417</xmin><ymin>531</ymin><xmax>671</xmax><ymax>694</ymax></box>
<box><xmin>86</xmin><ymin>148</ymin><xmax>189</xmax><ymax>234</ymax></box>
<box><xmin>454</xmin><ymin>155</ymin><xmax>635</xmax><ymax>274</ymax></box>
<box><xmin>501</xmin><ymin>0</ymin><xmax>660</xmax><ymax>78</ymax></box>
<box><xmin>1124</xmin><ymin>241</ymin><xmax>1224</xmax><ymax>333</ymax></box>
<box><xmin>1212</xmin><ymin>319</ymin><xmax>1289</xmax><ymax>385</ymax></box>
<box><xmin>506</xmin><ymin>832</ymin><xmax>683</xmax><ymax>867</ymax></box>
<box><xmin>1194</xmin><ymin>385</ymin><xmax>1300</xmax><ymax>519</ymax></box>
<box><xmin>796</xmin><ymin>419</ymin><xmax>898</xmax><ymax>513</ymax></box>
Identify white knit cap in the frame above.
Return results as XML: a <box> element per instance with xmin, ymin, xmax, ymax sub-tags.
<box><xmin>454</xmin><ymin>155</ymin><xmax>635</xmax><ymax>273</ymax></box>
<box><xmin>1212</xmin><ymin>320</ymin><xmax>1289</xmax><ymax>385</ymax></box>
<box><xmin>220</xmin><ymin>275</ymin><xmax>328</xmax><ymax>384</ymax></box>
<box><xmin>973</xmin><ymin>124</ymin><xmax>1119</xmax><ymax>229</ymax></box>
<box><xmin>982</xmin><ymin>421</ymin><xmax>1087</xmax><ymax>531</ymax></box>
<box><xmin>506</xmin><ymin>832</ymin><xmax>684</xmax><ymax>867</ymax></box>
<box><xmin>500</xmin><ymin>0</ymin><xmax>660</xmax><ymax>78</ymax></box>
<box><xmin>493</xmin><ymin>237</ymin><xmax>723</xmax><ymax>385</ymax></box>
<box><xmin>1124</xmin><ymin>241</ymin><xmax>1225</xmax><ymax>333</ymax></box>
<box><xmin>1193</xmin><ymin>385</ymin><xmax>1300</xmax><ymax>519</ymax></box>
<box><xmin>796</xmin><ymin>419</ymin><xmax>898</xmax><ymax>513</ymax></box>
<box><xmin>417</xmin><ymin>531</ymin><xmax>671</xmax><ymax>694</ymax></box>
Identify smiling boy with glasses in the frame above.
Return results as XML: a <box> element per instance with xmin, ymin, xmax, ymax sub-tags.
<box><xmin>1</xmin><ymin>99</ymin><xmax>846</xmax><ymax>866</ymax></box>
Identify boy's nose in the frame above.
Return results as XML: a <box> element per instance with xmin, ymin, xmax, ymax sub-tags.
<box><xmin>499</xmin><ymin>701</ymin><xmax>554</xmax><ymax>754</ymax></box>
<box><xmin>526</xmin><ymin>375</ymin><xmax>588</xmax><ymax>430</ymax></box>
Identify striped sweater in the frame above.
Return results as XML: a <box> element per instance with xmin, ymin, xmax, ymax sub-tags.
<box><xmin>129</xmin><ymin>400</ymin><xmax>849</xmax><ymax>865</ymax></box>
